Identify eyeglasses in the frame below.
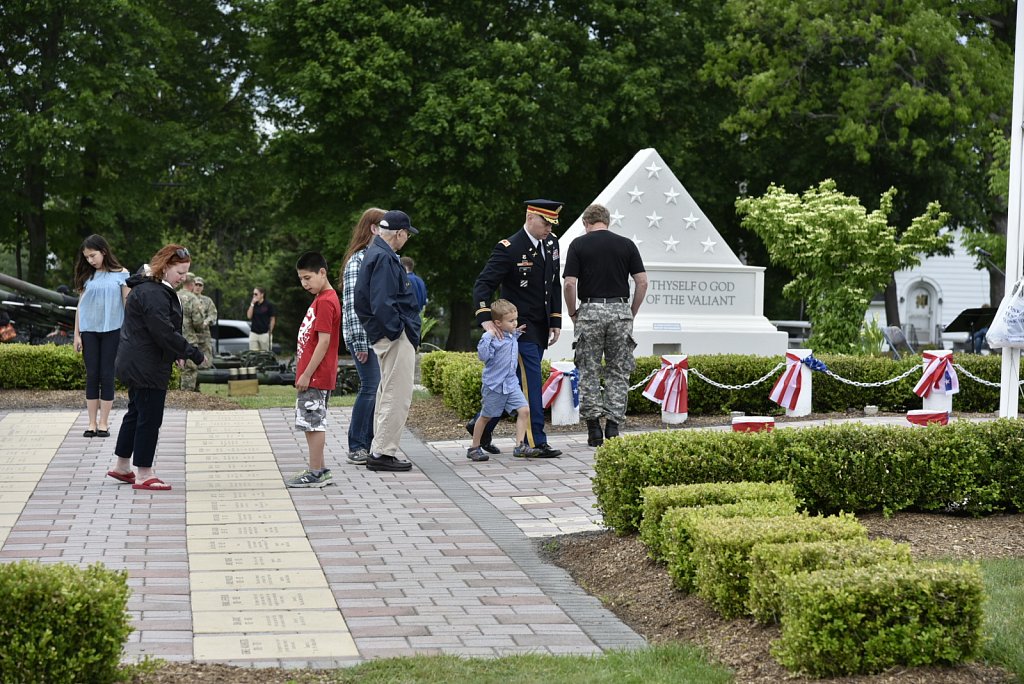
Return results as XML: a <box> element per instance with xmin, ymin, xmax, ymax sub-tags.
<box><xmin>175</xmin><ymin>247</ymin><xmax>190</xmax><ymax>259</ymax></box>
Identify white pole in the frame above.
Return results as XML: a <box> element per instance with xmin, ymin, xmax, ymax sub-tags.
<box><xmin>1000</xmin><ymin>3</ymin><xmax>1024</xmax><ymax>419</ymax></box>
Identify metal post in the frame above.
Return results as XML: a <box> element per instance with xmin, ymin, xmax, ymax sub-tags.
<box><xmin>1000</xmin><ymin>3</ymin><xmax>1024</xmax><ymax>418</ymax></box>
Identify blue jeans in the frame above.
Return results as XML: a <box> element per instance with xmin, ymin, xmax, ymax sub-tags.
<box><xmin>348</xmin><ymin>351</ymin><xmax>380</xmax><ymax>452</ymax></box>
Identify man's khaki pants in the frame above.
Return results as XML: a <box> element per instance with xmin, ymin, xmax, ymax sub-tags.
<box><xmin>370</xmin><ymin>332</ymin><xmax>415</xmax><ymax>457</ymax></box>
<box><xmin>249</xmin><ymin>332</ymin><xmax>272</xmax><ymax>351</ymax></box>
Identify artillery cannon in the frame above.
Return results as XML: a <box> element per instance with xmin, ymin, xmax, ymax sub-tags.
<box><xmin>0</xmin><ymin>273</ymin><xmax>78</xmax><ymax>345</ymax></box>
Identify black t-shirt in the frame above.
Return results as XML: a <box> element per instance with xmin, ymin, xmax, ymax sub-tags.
<box><xmin>562</xmin><ymin>230</ymin><xmax>645</xmax><ymax>299</ymax></box>
<box><xmin>250</xmin><ymin>301</ymin><xmax>276</xmax><ymax>334</ymax></box>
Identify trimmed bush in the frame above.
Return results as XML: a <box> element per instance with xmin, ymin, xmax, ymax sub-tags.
<box><xmin>747</xmin><ymin>538</ymin><xmax>912</xmax><ymax>623</ymax></box>
<box><xmin>662</xmin><ymin>499</ymin><xmax>797</xmax><ymax>592</ymax></box>
<box><xmin>0</xmin><ymin>343</ymin><xmax>85</xmax><ymax>389</ymax></box>
<box><xmin>689</xmin><ymin>512</ymin><xmax>866</xmax><ymax>618</ymax></box>
<box><xmin>0</xmin><ymin>560</ymin><xmax>133</xmax><ymax>683</ymax></box>
<box><xmin>773</xmin><ymin>563</ymin><xmax>985</xmax><ymax>676</ymax></box>
<box><xmin>640</xmin><ymin>481</ymin><xmax>798</xmax><ymax>560</ymax></box>
<box><xmin>594</xmin><ymin>420</ymin><xmax>1024</xmax><ymax>533</ymax></box>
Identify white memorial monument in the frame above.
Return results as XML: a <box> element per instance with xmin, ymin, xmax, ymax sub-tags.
<box><xmin>548</xmin><ymin>148</ymin><xmax>788</xmax><ymax>361</ymax></box>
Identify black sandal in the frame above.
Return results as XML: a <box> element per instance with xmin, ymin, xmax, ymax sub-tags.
<box><xmin>96</xmin><ymin>429</ymin><xmax>110</xmax><ymax>438</ymax></box>
<box><xmin>83</xmin><ymin>429</ymin><xmax>96</xmax><ymax>438</ymax></box>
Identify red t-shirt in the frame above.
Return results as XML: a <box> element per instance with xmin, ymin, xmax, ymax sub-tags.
<box><xmin>295</xmin><ymin>288</ymin><xmax>341</xmax><ymax>390</ymax></box>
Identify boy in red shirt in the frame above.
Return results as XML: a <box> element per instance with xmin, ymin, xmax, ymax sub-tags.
<box><xmin>286</xmin><ymin>251</ymin><xmax>341</xmax><ymax>488</ymax></box>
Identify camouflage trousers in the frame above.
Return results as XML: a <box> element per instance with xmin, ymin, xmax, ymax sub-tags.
<box><xmin>180</xmin><ymin>336</ymin><xmax>213</xmax><ymax>391</ymax></box>
<box><xmin>572</xmin><ymin>302</ymin><xmax>636</xmax><ymax>424</ymax></box>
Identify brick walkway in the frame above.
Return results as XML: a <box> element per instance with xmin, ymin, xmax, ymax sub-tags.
<box><xmin>0</xmin><ymin>407</ymin><xmax>644</xmax><ymax>668</ymax></box>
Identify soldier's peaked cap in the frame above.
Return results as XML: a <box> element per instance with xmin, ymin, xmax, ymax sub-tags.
<box><xmin>524</xmin><ymin>199</ymin><xmax>563</xmax><ymax>225</ymax></box>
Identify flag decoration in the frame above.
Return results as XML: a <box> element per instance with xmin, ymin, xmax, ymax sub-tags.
<box><xmin>912</xmin><ymin>352</ymin><xmax>960</xmax><ymax>399</ymax></box>
<box><xmin>642</xmin><ymin>356</ymin><xmax>689</xmax><ymax>414</ymax></box>
<box><xmin>906</xmin><ymin>409</ymin><xmax>950</xmax><ymax>426</ymax></box>
<box><xmin>542</xmin><ymin>367</ymin><xmax>580</xmax><ymax>409</ymax></box>
<box><xmin>769</xmin><ymin>352</ymin><xmax>804</xmax><ymax>410</ymax></box>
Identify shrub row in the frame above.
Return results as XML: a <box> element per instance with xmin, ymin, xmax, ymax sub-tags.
<box><xmin>643</xmin><ymin>486</ymin><xmax>983</xmax><ymax>676</ymax></box>
<box><xmin>0</xmin><ymin>342</ymin><xmax>181</xmax><ymax>390</ymax></box>
<box><xmin>594</xmin><ymin>420</ymin><xmax>1024</xmax><ymax>533</ymax></box>
<box><xmin>639</xmin><ymin>481</ymin><xmax>798</xmax><ymax>561</ymax></box>
<box><xmin>420</xmin><ymin>350</ymin><xmax>1014</xmax><ymax>418</ymax></box>
<box><xmin>0</xmin><ymin>560</ymin><xmax>132</xmax><ymax>683</ymax></box>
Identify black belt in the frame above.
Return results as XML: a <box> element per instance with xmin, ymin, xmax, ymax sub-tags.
<box><xmin>582</xmin><ymin>297</ymin><xmax>628</xmax><ymax>304</ymax></box>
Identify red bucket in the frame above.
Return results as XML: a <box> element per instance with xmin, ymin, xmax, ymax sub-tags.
<box><xmin>732</xmin><ymin>416</ymin><xmax>775</xmax><ymax>433</ymax></box>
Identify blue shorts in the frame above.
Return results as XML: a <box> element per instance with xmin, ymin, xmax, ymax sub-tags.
<box><xmin>480</xmin><ymin>386</ymin><xmax>527</xmax><ymax>418</ymax></box>
<box><xmin>295</xmin><ymin>388</ymin><xmax>331</xmax><ymax>432</ymax></box>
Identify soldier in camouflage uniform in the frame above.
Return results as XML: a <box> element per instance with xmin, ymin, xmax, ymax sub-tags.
<box><xmin>192</xmin><ymin>277</ymin><xmax>216</xmax><ymax>373</ymax></box>
<box><xmin>177</xmin><ymin>273</ymin><xmax>206</xmax><ymax>391</ymax></box>
<box><xmin>562</xmin><ymin>204</ymin><xmax>649</xmax><ymax>447</ymax></box>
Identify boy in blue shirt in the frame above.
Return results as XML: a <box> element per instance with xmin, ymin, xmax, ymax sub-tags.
<box><xmin>467</xmin><ymin>299</ymin><xmax>542</xmax><ymax>461</ymax></box>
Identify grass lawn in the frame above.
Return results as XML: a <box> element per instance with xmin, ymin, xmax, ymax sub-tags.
<box><xmin>980</xmin><ymin>557</ymin><xmax>1024</xmax><ymax>679</ymax></box>
<box><xmin>318</xmin><ymin>645</ymin><xmax>732</xmax><ymax>684</ymax></box>
<box><xmin>199</xmin><ymin>383</ymin><xmax>355</xmax><ymax>410</ymax></box>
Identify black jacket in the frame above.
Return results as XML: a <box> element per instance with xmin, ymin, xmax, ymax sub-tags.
<box><xmin>473</xmin><ymin>228</ymin><xmax>561</xmax><ymax>348</ymax></box>
<box><xmin>353</xmin><ymin>235</ymin><xmax>421</xmax><ymax>347</ymax></box>
<box><xmin>115</xmin><ymin>274</ymin><xmax>204</xmax><ymax>389</ymax></box>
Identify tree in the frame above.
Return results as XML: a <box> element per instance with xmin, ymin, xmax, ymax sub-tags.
<box><xmin>704</xmin><ymin>0</ymin><xmax>1014</xmax><ymax>324</ymax></box>
<box><xmin>737</xmin><ymin>180</ymin><xmax>950</xmax><ymax>352</ymax></box>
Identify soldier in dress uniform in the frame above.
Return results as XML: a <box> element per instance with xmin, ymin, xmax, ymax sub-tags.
<box><xmin>469</xmin><ymin>199</ymin><xmax>564</xmax><ymax>458</ymax></box>
<box><xmin>192</xmin><ymin>277</ymin><xmax>217</xmax><ymax>373</ymax></box>
<box><xmin>177</xmin><ymin>273</ymin><xmax>206</xmax><ymax>391</ymax></box>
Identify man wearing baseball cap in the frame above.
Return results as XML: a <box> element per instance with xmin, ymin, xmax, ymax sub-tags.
<box><xmin>469</xmin><ymin>199</ymin><xmax>565</xmax><ymax>458</ymax></box>
<box><xmin>353</xmin><ymin>209</ymin><xmax>422</xmax><ymax>472</ymax></box>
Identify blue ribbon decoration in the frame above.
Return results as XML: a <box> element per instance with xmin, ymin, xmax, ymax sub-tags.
<box><xmin>568</xmin><ymin>368</ymin><xmax>580</xmax><ymax>408</ymax></box>
<box><xmin>801</xmin><ymin>354</ymin><xmax>829</xmax><ymax>373</ymax></box>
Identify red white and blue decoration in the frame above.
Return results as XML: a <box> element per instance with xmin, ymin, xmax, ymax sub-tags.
<box><xmin>642</xmin><ymin>356</ymin><xmax>689</xmax><ymax>415</ymax></box>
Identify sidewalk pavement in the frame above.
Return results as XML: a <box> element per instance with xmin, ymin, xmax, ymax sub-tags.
<box><xmin>0</xmin><ymin>406</ymin><xmax>645</xmax><ymax>668</ymax></box>
<box><xmin>0</xmin><ymin>407</ymin><xmax>964</xmax><ymax>669</ymax></box>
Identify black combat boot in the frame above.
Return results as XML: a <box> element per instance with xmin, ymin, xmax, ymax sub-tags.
<box><xmin>604</xmin><ymin>420</ymin><xmax>620</xmax><ymax>439</ymax></box>
<box><xmin>587</xmin><ymin>419</ymin><xmax>604</xmax><ymax>447</ymax></box>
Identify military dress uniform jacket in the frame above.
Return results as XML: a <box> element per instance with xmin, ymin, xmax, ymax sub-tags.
<box><xmin>473</xmin><ymin>229</ymin><xmax>561</xmax><ymax>349</ymax></box>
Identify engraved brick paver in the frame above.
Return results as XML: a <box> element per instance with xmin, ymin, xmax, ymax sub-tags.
<box><xmin>0</xmin><ymin>404</ymin><xmax>645</xmax><ymax>669</ymax></box>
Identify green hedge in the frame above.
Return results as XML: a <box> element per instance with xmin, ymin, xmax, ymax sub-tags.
<box><xmin>0</xmin><ymin>561</ymin><xmax>132</xmax><ymax>684</ymax></box>
<box><xmin>0</xmin><ymin>342</ymin><xmax>183</xmax><ymax>390</ymax></box>
<box><xmin>747</xmin><ymin>538</ymin><xmax>912</xmax><ymax>624</ymax></box>
<box><xmin>0</xmin><ymin>343</ymin><xmax>86</xmax><ymax>389</ymax></box>
<box><xmin>594</xmin><ymin>419</ymin><xmax>1024</xmax><ymax>533</ymax></box>
<box><xmin>689</xmin><ymin>513</ymin><xmax>867</xmax><ymax>618</ymax></box>
<box><xmin>773</xmin><ymin>563</ymin><xmax>984</xmax><ymax>676</ymax></box>
<box><xmin>639</xmin><ymin>481</ymin><xmax>798</xmax><ymax>561</ymax></box>
<box><xmin>421</xmin><ymin>350</ymin><xmax>1013</xmax><ymax>417</ymax></box>
<box><xmin>661</xmin><ymin>499</ymin><xmax>797</xmax><ymax>592</ymax></box>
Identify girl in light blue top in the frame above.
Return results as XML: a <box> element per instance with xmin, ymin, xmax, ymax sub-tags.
<box><xmin>73</xmin><ymin>235</ymin><xmax>130</xmax><ymax>438</ymax></box>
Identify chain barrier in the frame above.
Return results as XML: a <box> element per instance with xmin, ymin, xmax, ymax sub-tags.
<box><xmin>625</xmin><ymin>357</ymin><xmax>1019</xmax><ymax>402</ymax></box>
<box><xmin>690</xmin><ymin>362</ymin><xmax>786</xmax><ymax>391</ymax></box>
<box><xmin>952</xmin><ymin>362</ymin><xmax>1024</xmax><ymax>388</ymax></box>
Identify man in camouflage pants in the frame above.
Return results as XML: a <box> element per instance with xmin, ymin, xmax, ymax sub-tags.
<box><xmin>193</xmin><ymin>277</ymin><xmax>217</xmax><ymax>373</ymax></box>
<box><xmin>562</xmin><ymin>204</ymin><xmax>649</xmax><ymax>447</ymax></box>
<box><xmin>177</xmin><ymin>273</ymin><xmax>207</xmax><ymax>391</ymax></box>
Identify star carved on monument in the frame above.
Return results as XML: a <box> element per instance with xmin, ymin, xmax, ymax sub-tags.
<box><xmin>610</xmin><ymin>209</ymin><xmax>625</xmax><ymax>227</ymax></box>
<box><xmin>631</xmin><ymin>234</ymin><xmax>643</xmax><ymax>247</ymax></box>
<box><xmin>645</xmin><ymin>161</ymin><xmax>663</xmax><ymax>179</ymax></box>
<box><xmin>628</xmin><ymin>185</ymin><xmax>644</xmax><ymax>204</ymax></box>
<box><xmin>646</xmin><ymin>211</ymin><xmax>663</xmax><ymax>229</ymax></box>
<box><xmin>663</xmin><ymin>235</ymin><xmax>680</xmax><ymax>252</ymax></box>
<box><xmin>664</xmin><ymin>187</ymin><xmax>680</xmax><ymax>205</ymax></box>
<box><xmin>701</xmin><ymin>236</ymin><xmax>717</xmax><ymax>253</ymax></box>
<box><xmin>683</xmin><ymin>212</ymin><xmax>700</xmax><ymax>229</ymax></box>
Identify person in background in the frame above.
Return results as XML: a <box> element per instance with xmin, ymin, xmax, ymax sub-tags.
<box><xmin>73</xmin><ymin>234</ymin><xmax>130</xmax><ymax>438</ymax></box>
<box><xmin>354</xmin><ymin>209</ymin><xmax>422</xmax><ymax>473</ymax></box>
<box><xmin>176</xmin><ymin>273</ymin><xmax>206</xmax><ymax>391</ymax></box>
<box><xmin>286</xmin><ymin>252</ymin><xmax>342</xmax><ymax>488</ymax></box>
<box><xmin>192</xmin><ymin>276</ymin><xmax>217</xmax><ymax>372</ymax></box>
<box><xmin>107</xmin><ymin>245</ymin><xmax>204</xmax><ymax>491</ymax></box>
<box><xmin>401</xmin><ymin>256</ymin><xmax>428</xmax><ymax>312</ymax></box>
<box><xmin>340</xmin><ymin>207</ymin><xmax>384</xmax><ymax>466</ymax></box>
<box><xmin>247</xmin><ymin>286</ymin><xmax>276</xmax><ymax>351</ymax></box>
<box><xmin>562</xmin><ymin>203</ymin><xmax>648</xmax><ymax>446</ymax></box>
